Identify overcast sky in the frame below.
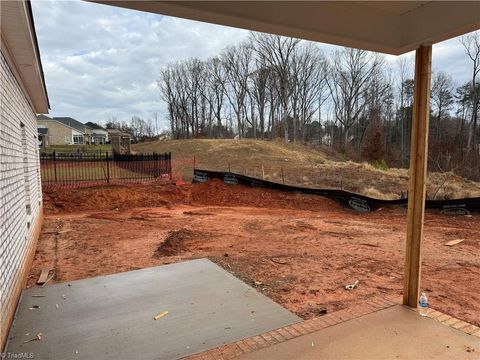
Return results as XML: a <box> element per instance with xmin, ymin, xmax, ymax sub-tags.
<box><xmin>32</xmin><ymin>0</ymin><xmax>475</xmax><ymax>130</ymax></box>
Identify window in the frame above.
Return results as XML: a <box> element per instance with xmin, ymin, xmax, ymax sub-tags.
<box><xmin>73</xmin><ymin>135</ymin><xmax>84</xmax><ymax>144</ymax></box>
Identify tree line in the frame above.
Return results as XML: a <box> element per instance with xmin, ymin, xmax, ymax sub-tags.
<box><xmin>157</xmin><ymin>31</ymin><xmax>479</xmax><ymax>179</ymax></box>
<box><xmin>104</xmin><ymin>114</ymin><xmax>160</xmax><ymax>143</ymax></box>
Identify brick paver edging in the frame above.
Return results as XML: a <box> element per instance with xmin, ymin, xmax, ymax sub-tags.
<box><xmin>411</xmin><ymin>306</ymin><xmax>480</xmax><ymax>337</ymax></box>
<box><xmin>185</xmin><ymin>295</ymin><xmax>480</xmax><ymax>360</ymax></box>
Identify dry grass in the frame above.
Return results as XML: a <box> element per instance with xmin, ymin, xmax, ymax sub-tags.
<box><xmin>132</xmin><ymin>139</ymin><xmax>480</xmax><ymax>200</ymax></box>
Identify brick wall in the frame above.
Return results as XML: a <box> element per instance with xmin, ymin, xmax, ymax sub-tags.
<box><xmin>36</xmin><ymin>119</ymin><xmax>73</xmax><ymax>145</ymax></box>
<box><xmin>0</xmin><ymin>49</ymin><xmax>43</xmax><ymax>347</ymax></box>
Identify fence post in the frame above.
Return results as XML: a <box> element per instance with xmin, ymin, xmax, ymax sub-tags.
<box><xmin>159</xmin><ymin>152</ymin><xmax>162</xmax><ymax>178</ymax></box>
<box><xmin>53</xmin><ymin>151</ymin><xmax>57</xmax><ymax>183</ymax></box>
<box><xmin>106</xmin><ymin>151</ymin><xmax>110</xmax><ymax>183</ymax></box>
<box><xmin>168</xmin><ymin>152</ymin><xmax>172</xmax><ymax>180</ymax></box>
<box><xmin>153</xmin><ymin>152</ymin><xmax>157</xmax><ymax>178</ymax></box>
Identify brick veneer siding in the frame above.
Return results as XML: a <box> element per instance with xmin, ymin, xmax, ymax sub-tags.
<box><xmin>36</xmin><ymin>119</ymin><xmax>73</xmax><ymax>145</ymax></box>
<box><xmin>0</xmin><ymin>49</ymin><xmax>44</xmax><ymax>349</ymax></box>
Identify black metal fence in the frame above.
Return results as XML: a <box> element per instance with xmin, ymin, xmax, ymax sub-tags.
<box><xmin>40</xmin><ymin>152</ymin><xmax>172</xmax><ymax>188</ymax></box>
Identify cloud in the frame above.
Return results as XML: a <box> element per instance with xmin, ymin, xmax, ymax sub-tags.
<box><xmin>32</xmin><ymin>0</ymin><xmax>476</xmax><ymax>130</ymax></box>
<box><xmin>32</xmin><ymin>0</ymin><xmax>250</xmax><ymax>128</ymax></box>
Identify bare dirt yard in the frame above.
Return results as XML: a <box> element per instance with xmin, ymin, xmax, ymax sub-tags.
<box><xmin>30</xmin><ymin>181</ymin><xmax>480</xmax><ymax>327</ymax></box>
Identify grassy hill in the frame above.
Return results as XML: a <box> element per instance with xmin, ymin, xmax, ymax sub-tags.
<box><xmin>132</xmin><ymin>139</ymin><xmax>480</xmax><ymax>200</ymax></box>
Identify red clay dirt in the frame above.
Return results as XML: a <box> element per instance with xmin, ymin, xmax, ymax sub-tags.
<box><xmin>31</xmin><ymin>180</ymin><xmax>480</xmax><ymax>327</ymax></box>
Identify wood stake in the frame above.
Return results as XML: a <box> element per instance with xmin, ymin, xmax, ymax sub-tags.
<box><xmin>444</xmin><ymin>239</ymin><xmax>464</xmax><ymax>246</ymax></box>
<box><xmin>154</xmin><ymin>311</ymin><xmax>169</xmax><ymax>320</ymax></box>
<box><xmin>37</xmin><ymin>269</ymin><xmax>50</xmax><ymax>285</ymax></box>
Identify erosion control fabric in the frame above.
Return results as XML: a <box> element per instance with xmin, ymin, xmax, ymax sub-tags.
<box><xmin>193</xmin><ymin>169</ymin><xmax>480</xmax><ymax>214</ymax></box>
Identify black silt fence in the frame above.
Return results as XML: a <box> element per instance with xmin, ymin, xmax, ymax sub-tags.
<box><xmin>193</xmin><ymin>168</ymin><xmax>480</xmax><ymax>214</ymax></box>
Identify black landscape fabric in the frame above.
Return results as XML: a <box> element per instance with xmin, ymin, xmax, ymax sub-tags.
<box><xmin>193</xmin><ymin>169</ymin><xmax>480</xmax><ymax>214</ymax></box>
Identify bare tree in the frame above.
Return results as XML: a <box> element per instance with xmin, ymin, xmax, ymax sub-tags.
<box><xmin>431</xmin><ymin>71</ymin><xmax>454</xmax><ymax>143</ymax></box>
<box><xmin>251</xmin><ymin>33</ymin><xmax>300</xmax><ymax>142</ymax></box>
<box><xmin>327</xmin><ymin>47</ymin><xmax>384</xmax><ymax>150</ymax></box>
<box><xmin>221</xmin><ymin>42</ymin><xmax>252</xmax><ymax>138</ymax></box>
<box><xmin>248</xmin><ymin>55</ymin><xmax>270</xmax><ymax>139</ymax></box>
<box><xmin>155</xmin><ymin>33</ymin><xmax>479</xmax><ymax>182</ymax></box>
<box><xmin>396</xmin><ymin>55</ymin><xmax>414</xmax><ymax>165</ymax></box>
<box><xmin>205</xmin><ymin>57</ymin><xmax>227</xmax><ymax>138</ymax></box>
<box><xmin>459</xmin><ymin>31</ymin><xmax>480</xmax><ymax>152</ymax></box>
<box><xmin>291</xmin><ymin>43</ymin><xmax>328</xmax><ymax>142</ymax></box>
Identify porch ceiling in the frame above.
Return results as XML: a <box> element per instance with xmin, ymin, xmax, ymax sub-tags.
<box><xmin>93</xmin><ymin>1</ymin><xmax>480</xmax><ymax>55</ymax></box>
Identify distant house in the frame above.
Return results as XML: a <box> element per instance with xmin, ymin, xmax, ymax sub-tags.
<box><xmin>36</xmin><ymin>115</ymin><xmax>93</xmax><ymax>145</ymax></box>
<box><xmin>53</xmin><ymin>117</ymin><xmax>93</xmax><ymax>144</ymax></box>
<box><xmin>85</xmin><ymin>122</ymin><xmax>109</xmax><ymax>145</ymax></box>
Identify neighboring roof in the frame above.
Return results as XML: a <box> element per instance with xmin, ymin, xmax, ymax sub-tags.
<box><xmin>1</xmin><ymin>1</ymin><xmax>50</xmax><ymax>112</ymax></box>
<box><xmin>37</xmin><ymin>114</ymin><xmax>52</xmax><ymax>120</ymax></box>
<box><xmin>38</xmin><ymin>128</ymin><xmax>49</xmax><ymax>135</ymax></box>
<box><xmin>95</xmin><ymin>1</ymin><xmax>480</xmax><ymax>55</ymax></box>
<box><xmin>107</xmin><ymin>129</ymin><xmax>131</xmax><ymax>137</ymax></box>
<box><xmin>53</xmin><ymin>117</ymin><xmax>91</xmax><ymax>132</ymax></box>
<box><xmin>92</xmin><ymin>132</ymin><xmax>107</xmax><ymax>137</ymax></box>
<box><xmin>85</xmin><ymin>122</ymin><xmax>106</xmax><ymax>130</ymax></box>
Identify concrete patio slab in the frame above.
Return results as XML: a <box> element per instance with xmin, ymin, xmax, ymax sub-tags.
<box><xmin>5</xmin><ymin>258</ymin><xmax>300</xmax><ymax>360</ymax></box>
<box><xmin>238</xmin><ymin>305</ymin><xmax>479</xmax><ymax>360</ymax></box>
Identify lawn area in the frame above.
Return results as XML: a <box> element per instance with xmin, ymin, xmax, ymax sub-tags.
<box><xmin>40</xmin><ymin>160</ymin><xmax>163</xmax><ymax>185</ymax></box>
<box><xmin>42</xmin><ymin>144</ymin><xmax>113</xmax><ymax>153</ymax></box>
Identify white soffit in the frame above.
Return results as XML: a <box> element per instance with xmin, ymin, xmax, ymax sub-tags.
<box><xmin>94</xmin><ymin>1</ymin><xmax>480</xmax><ymax>55</ymax></box>
<box><xmin>1</xmin><ymin>0</ymin><xmax>49</xmax><ymax>113</ymax></box>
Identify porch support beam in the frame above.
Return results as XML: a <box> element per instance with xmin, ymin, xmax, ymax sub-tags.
<box><xmin>403</xmin><ymin>44</ymin><xmax>432</xmax><ymax>308</ymax></box>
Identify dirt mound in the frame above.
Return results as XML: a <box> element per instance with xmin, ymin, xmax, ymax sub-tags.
<box><xmin>43</xmin><ymin>179</ymin><xmax>343</xmax><ymax>215</ymax></box>
<box><xmin>191</xmin><ymin>179</ymin><xmax>342</xmax><ymax>212</ymax></box>
<box><xmin>43</xmin><ymin>182</ymin><xmax>190</xmax><ymax>214</ymax></box>
<box><xmin>154</xmin><ymin>229</ymin><xmax>194</xmax><ymax>256</ymax></box>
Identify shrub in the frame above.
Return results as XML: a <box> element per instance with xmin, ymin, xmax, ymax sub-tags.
<box><xmin>373</xmin><ymin>159</ymin><xmax>389</xmax><ymax>171</ymax></box>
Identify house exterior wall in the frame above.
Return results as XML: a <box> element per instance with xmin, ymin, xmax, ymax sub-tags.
<box><xmin>97</xmin><ymin>129</ymin><xmax>109</xmax><ymax>142</ymax></box>
<box><xmin>92</xmin><ymin>134</ymin><xmax>106</xmax><ymax>145</ymax></box>
<box><xmin>37</xmin><ymin>120</ymin><xmax>73</xmax><ymax>145</ymax></box>
<box><xmin>0</xmin><ymin>49</ymin><xmax>44</xmax><ymax>348</ymax></box>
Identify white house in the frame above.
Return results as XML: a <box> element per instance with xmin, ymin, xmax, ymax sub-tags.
<box><xmin>86</xmin><ymin>121</ymin><xmax>109</xmax><ymax>144</ymax></box>
<box><xmin>0</xmin><ymin>0</ymin><xmax>49</xmax><ymax>349</ymax></box>
<box><xmin>37</xmin><ymin>115</ymin><xmax>90</xmax><ymax>145</ymax></box>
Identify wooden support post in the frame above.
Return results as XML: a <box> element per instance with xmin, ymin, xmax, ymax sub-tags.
<box><xmin>403</xmin><ymin>45</ymin><xmax>432</xmax><ymax>308</ymax></box>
